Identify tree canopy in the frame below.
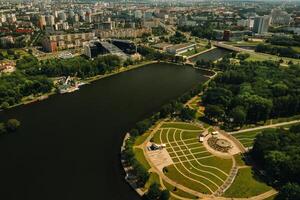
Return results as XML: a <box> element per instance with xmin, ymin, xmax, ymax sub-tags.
<box><xmin>202</xmin><ymin>61</ymin><xmax>300</xmax><ymax>127</ymax></box>
<box><xmin>251</xmin><ymin>124</ymin><xmax>300</xmax><ymax>199</ymax></box>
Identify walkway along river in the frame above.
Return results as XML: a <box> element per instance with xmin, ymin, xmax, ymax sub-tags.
<box><xmin>0</xmin><ymin>63</ymin><xmax>209</xmax><ymax>200</ymax></box>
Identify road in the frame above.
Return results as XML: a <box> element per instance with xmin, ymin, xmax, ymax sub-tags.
<box><xmin>229</xmin><ymin>120</ymin><xmax>300</xmax><ymax>135</ymax></box>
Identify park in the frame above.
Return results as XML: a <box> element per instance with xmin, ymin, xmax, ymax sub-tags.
<box><xmin>132</xmin><ymin>121</ymin><xmax>277</xmax><ymax>200</ymax></box>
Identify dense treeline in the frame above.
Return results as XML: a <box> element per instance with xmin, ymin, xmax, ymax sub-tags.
<box><xmin>17</xmin><ymin>55</ymin><xmax>124</xmax><ymax>78</ymax></box>
<box><xmin>152</xmin><ymin>26</ymin><xmax>167</xmax><ymax>36</ymax></box>
<box><xmin>146</xmin><ymin>183</ymin><xmax>170</xmax><ymax>200</ymax></box>
<box><xmin>0</xmin><ymin>71</ymin><xmax>53</xmax><ymax>108</ymax></box>
<box><xmin>266</xmin><ymin>35</ymin><xmax>300</xmax><ymax>47</ymax></box>
<box><xmin>0</xmin><ymin>54</ymin><xmax>134</xmax><ymax>108</ymax></box>
<box><xmin>178</xmin><ymin>24</ymin><xmax>216</xmax><ymax>40</ymax></box>
<box><xmin>169</xmin><ymin>31</ymin><xmax>188</xmax><ymax>44</ymax></box>
<box><xmin>202</xmin><ymin>61</ymin><xmax>300</xmax><ymax>128</ymax></box>
<box><xmin>251</xmin><ymin>124</ymin><xmax>300</xmax><ymax>199</ymax></box>
<box><xmin>255</xmin><ymin>44</ymin><xmax>299</xmax><ymax>59</ymax></box>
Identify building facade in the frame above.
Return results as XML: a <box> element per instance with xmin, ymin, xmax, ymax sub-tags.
<box><xmin>42</xmin><ymin>32</ymin><xmax>95</xmax><ymax>52</ymax></box>
<box><xmin>253</xmin><ymin>16</ymin><xmax>270</xmax><ymax>34</ymax></box>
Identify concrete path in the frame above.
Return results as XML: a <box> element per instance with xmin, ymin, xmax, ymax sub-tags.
<box><xmin>229</xmin><ymin>120</ymin><xmax>300</xmax><ymax>135</ymax></box>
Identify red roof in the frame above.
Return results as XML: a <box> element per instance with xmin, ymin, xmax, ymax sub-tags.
<box><xmin>16</xmin><ymin>29</ymin><xmax>33</xmax><ymax>33</ymax></box>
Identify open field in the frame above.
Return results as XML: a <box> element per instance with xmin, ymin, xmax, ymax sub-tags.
<box><xmin>144</xmin><ymin>172</ymin><xmax>160</xmax><ymax>189</ymax></box>
<box><xmin>232</xmin><ymin>122</ymin><xmax>300</xmax><ymax>148</ymax></box>
<box><xmin>245</xmin><ymin>52</ymin><xmax>300</xmax><ymax>64</ymax></box>
<box><xmin>133</xmin><ymin>148</ymin><xmax>151</xmax><ymax>170</ymax></box>
<box><xmin>153</xmin><ymin>122</ymin><xmax>233</xmax><ymax>195</ymax></box>
<box><xmin>223</xmin><ymin>167</ymin><xmax>272</xmax><ymax>198</ymax></box>
<box><xmin>232</xmin><ymin>128</ymin><xmax>274</xmax><ymax>148</ymax></box>
<box><xmin>292</xmin><ymin>46</ymin><xmax>300</xmax><ymax>53</ymax></box>
<box><xmin>163</xmin><ymin>180</ymin><xmax>198</xmax><ymax>199</ymax></box>
<box><xmin>135</xmin><ymin>131</ymin><xmax>151</xmax><ymax>146</ymax></box>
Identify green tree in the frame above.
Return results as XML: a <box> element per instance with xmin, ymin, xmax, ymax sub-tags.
<box><xmin>277</xmin><ymin>183</ymin><xmax>300</xmax><ymax>200</ymax></box>
<box><xmin>159</xmin><ymin>190</ymin><xmax>170</xmax><ymax>200</ymax></box>
<box><xmin>0</xmin><ymin>102</ymin><xmax>10</xmax><ymax>109</ymax></box>
<box><xmin>204</xmin><ymin>104</ymin><xmax>225</xmax><ymax>122</ymax></box>
<box><xmin>146</xmin><ymin>183</ymin><xmax>161</xmax><ymax>200</ymax></box>
<box><xmin>229</xmin><ymin>106</ymin><xmax>246</xmax><ymax>126</ymax></box>
<box><xmin>180</xmin><ymin>107</ymin><xmax>196</xmax><ymax>121</ymax></box>
<box><xmin>6</xmin><ymin>119</ymin><xmax>21</xmax><ymax>132</ymax></box>
<box><xmin>0</xmin><ymin>123</ymin><xmax>7</xmax><ymax>135</ymax></box>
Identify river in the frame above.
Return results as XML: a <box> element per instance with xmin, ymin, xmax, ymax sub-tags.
<box><xmin>0</xmin><ymin>63</ymin><xmax>209</xmax><ymax>200</ymax></box>
<box><xmin>189</xmin><ymin>48</ymin><xmax>231</xmax><ymax>63</ymax></box>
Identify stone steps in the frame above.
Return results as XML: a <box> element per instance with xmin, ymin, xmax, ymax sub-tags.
<box><xmin>214</xmin><ymin>166</ymin><xmax>238</xmax><ymax>197</ymax></box>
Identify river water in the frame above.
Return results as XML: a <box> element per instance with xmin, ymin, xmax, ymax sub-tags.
<box><xmin>189</xmin><ymin>48</ymin><xmax>231</xmax><ymax>63</ymax></box>
<box><xmin>0</xmin><ymin>63</ymin><xmax>209</xmax><ymax>200</ymax></box>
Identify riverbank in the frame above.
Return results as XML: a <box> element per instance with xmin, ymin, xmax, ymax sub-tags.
<box><xmin>2</xmin><ymin>60</ymin><xmax>157</xmax><ymax>111</ymax></box>
<box><xmin>0</xmin><ymin>63</ymin><xmax>210</xmax><ymax>200</ymax></box>
<box><xmin>120</xmin><ymin>66</ymin><xmax>216</xmax><ymax>199</ymax></box>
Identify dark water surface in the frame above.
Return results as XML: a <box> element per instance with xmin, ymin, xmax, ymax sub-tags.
<box><xmin>190</xmin><ymin>48</ymin><xmax>231</xmax><ymax>63</ymax></box>
<box><xmin>0</xmin><ymin>63</ymin><xmax>208</xmax><ymax>200</ymax></box>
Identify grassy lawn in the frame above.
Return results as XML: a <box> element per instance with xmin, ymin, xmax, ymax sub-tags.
<box><xmin>292</xmin><ymin>46</ymin><xmax>300</xmax><ymax>54</ymax></box>
<box><xmin>234</xmin><ymin>154</ymin><xmax>246</xmax><ymax>167</ymax></box>
<box><xmin>164</xmin><ymin>165</ymin><xmax>212</xmax><ymax>194</ymax></box>
<box><xmin>270</xmin><ymin>114</ymin><xmax>300</xmax><ymax>124</ymax></box>
<box><xmin>175</xmin><ymin>162</ymin><xmax>224</xmax><ymax>188</ymax></box>
<box><xmin>180</xmin><ymin>130</ymin><xmax>201</xmax><ymax>140</ymax></box>
<box><xmin>133</xmin><ymin>148</ymin><xmax>151</xmax><ymax>170</ymax></box>
<box><xmin>135</xmin><ymin>131</ymin><xmax>151</xmax><ymax>146</ymax></box>
<box><xmin>144</xmin><ymin>172</ymin><xmax>160</xmax><ymax>189</ymax></box>
<box><xmin>151</xmin><ymin>129</ymin><xmax>163</xmax><ymax>144</ymax></box>
<box><xmin>280</xmin><ymin>122</ymin><xmax>300</xmax><ymax>129</ymax></box>
<box><xmin>149</xmin><ymin>121</ymin><xmax>237</xmax><ymax>195</ymax></box>
<box><xmin>232</xmin><ymin>128</ymin><xmax>275</xmax><ymax>148</ymax></box>
<box><xmin>163</xmin><ymin>180</ymin><xmax>198</xmax><ymax>199</ymax></box>
<box><xmin>233</xmin><ymin>120</ymin><xmax>300</xmax><ymax>148</ymax></box>
<box><xmin>180</xmin><ymin>46</ymin><xmax>207</xmax><ymax>57</ymax></box>
<box><xmin>199</xmin><ymin>156</ymin><xmax>233</xmax><ymax>175</ymax></box>
<box><xmin>246</xmin><ymin>52</ymin><xmax>300</xmax><ymax>65</ymax></box>
<box><xmin>264</xmin><ymin>194</ymin><xmax>277</xmax><ymax>200</ymax></box>
<box><xmin>224</xmin><ymin>167</ymin><xmax>272</xmax><ymax>198</ymax></box>
<box><xmin>161</xmin><ymin>122</ymin><xmax>202</xmax><ymax>130</ymax></box>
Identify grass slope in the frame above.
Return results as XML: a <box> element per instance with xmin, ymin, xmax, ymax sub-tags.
<box><xmin>224</xmin><ymin>167</ymin><xmax>271</xmax><ymax>198</ymax></box>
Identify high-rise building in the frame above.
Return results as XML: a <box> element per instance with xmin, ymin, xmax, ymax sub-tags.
<box><xmin>58</xmin><ymin>12</ymin><xmax>67</xmax><ymax>21</ymax></box>
<box><xmin>253</xmin><ymin>16</ymin><xmax>270</xmax><ymax>34</ymax></box>
<box><xmin>84</xmin><ymin>40</ymin><xmax>109</xmax><ymax>58</ymax></box>
<box><xmin>45</xmin><ymin>15</ymin><xmax>55</xmax><ymax>26</ymax></box>
<box><xmin>39</xmin><ymin>15</ymin><xmax>46</xmax><ymax>29</ymax></box>
<box><xmin>270</xmin><ymin>9</ymin><xmax>291</xmax><ymax>25</ymax></box>
<box><xmin>0</xmin><ymin>14</ymin><xmax>6</xmax><ymax>23</ymax></box>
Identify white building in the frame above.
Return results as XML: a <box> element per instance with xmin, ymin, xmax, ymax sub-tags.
<box><xmin>0</xmin><ymin>14</ymin><xmax>6</xmax><ymax>23</ymax></box>
<box><xmin>166</xmin><ymin>43</ymin><xmax>196</xmax><ymax>55</ymax></box>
